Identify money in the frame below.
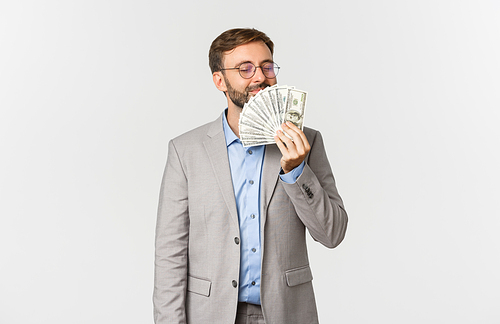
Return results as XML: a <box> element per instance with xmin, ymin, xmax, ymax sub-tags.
<box><xmin>239</xmin><ymin>85</ymin><xmax>307</xmax><ymax>147</ymax></box>
<box><xmin>285</xmin><ymin>89</ymin><xmax>306</xmax><ymax>130</ymax></box>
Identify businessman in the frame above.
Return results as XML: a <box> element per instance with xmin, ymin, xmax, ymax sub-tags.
<box><xmin>154</xmin><ymin>28</ymin><xmax>348</xmax><ymax>324</ymax></box>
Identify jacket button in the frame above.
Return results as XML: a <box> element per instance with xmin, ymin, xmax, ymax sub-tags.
<box><xmin>232</xmin><ymin>280</ymin><xmax>238</xmax><ymax>288</ymax></box>
<box><xmin>234</xmin><ymin>237</ymin><xmax>240</xmax><ymax>245</ymax></box>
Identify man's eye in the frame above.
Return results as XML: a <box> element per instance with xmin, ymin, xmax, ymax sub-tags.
<box><xmin>239</xmin><ymin>63</ymin><xmax>254</xmax><ymax>71</ymax></box>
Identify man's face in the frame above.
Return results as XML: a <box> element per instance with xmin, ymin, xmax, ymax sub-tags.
<box><xmin>219</xmin><ymin>41</ymin><xmax>277</xmax><ymax>109</ymax></box>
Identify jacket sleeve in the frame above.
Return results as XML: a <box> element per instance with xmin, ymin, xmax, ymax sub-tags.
<box><xmin>153</xmin><ymin>140</ymin><xmax>189</xmax><ymax>324</ymax></box>
<box><xmin>280</xmin><ymin>130</ymin><xmax>348</xmax><ymax>248</ymax></box>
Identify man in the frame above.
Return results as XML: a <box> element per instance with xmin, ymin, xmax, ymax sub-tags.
<box><xmin>154</xmin><ymin>28</ymin><xmax>348</xmax><ymax>324</ymax></box>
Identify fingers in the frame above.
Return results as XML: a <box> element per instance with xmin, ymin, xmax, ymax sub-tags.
<box><xmin>283</xmin><ymin>122</ymin><xmax>310</xmax><ymax>149</ymax></box>
<box><xmin>274</xmin><ymin>133</ymin><xmax>287</xmax><ymax>153</ymax></box>
<box><xmin>274</xmin><ymin>122</ymin><xmax>311</xmax><ymax>173</ymax></box>
<box><xmin>274</xmin><ymin>129</ymin><xmax>293</xmax><ymax>155</ymax></box>
<box><xmin>281</xmin><ymin>122</ymin><xmax>310</xmax><ymax>153</ymax></box>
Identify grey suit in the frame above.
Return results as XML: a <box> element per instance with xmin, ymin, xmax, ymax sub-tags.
<box><xmin>154</xmin><ymin>112</ymin><xmax>348</xmax><ymax>324</ymax></box>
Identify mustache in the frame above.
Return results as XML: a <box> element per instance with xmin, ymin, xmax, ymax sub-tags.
<box><xmin>246</xmin><ymin>83</ymin><xmax>270</xmax><ymax>92</ymax></box>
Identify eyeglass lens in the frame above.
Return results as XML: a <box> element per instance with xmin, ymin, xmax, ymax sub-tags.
<box><xmin>239</xmin><ymin>62</ymin><xmax>279</xmax><ymax>79</ymax></box>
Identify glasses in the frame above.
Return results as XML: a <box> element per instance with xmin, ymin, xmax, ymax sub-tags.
<box><xmin>221</xmin><ymin>62</ymin><xmax>280</xmax><ymax>79</ymax></box>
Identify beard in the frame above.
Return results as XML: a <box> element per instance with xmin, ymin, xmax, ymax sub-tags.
<box><xmin>224</xmin><ymin>75</ymin><xmax>270</xmax><ymax>109</ymax></box>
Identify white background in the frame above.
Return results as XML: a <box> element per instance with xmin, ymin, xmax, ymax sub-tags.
<box><xmin>1</xmin><ymin>1</ymin><xmax>499</xmax><ymax>323</ymax></box>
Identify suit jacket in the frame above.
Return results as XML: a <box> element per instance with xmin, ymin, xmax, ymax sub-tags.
<box><xmin>154</xmin><ymin>112</ymin><xmax>348</xmax><ymax>324</ymax></box>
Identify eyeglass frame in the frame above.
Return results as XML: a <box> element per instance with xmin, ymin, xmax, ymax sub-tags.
<box><xmin>220</xmin><ymin>62</ymin><xmax>280</xmax><ymax>79</ymax></box>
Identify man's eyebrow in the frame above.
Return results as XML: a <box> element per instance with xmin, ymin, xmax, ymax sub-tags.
<box><xmin>232</xmin><ymin>59</ymin><xmax>274</xmax><ymax>67</ymax></box>
<box><xmin>260</xmin><ymin>59</ymin><xmax>274</xmax><ymax>65</ymax></box>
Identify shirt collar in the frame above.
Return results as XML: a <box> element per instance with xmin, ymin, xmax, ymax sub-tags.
<box><xmin>222</xmin><ymin>108</ymin><xmax>240</xmax><ymax>147</ymax></box>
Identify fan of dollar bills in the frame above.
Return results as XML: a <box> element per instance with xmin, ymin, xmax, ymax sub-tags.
<box><xmin>239</xmin><ymin>85</ymin><xmax>307</xmax><ymax>147</ymax></box>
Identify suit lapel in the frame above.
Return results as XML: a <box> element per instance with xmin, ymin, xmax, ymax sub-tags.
<box><xmin>203</xmin><ymin>114</ymin><xmax>239</xmax><ymax>227</ymax></box>
<box><xmin>260</xmin><ymin>143</ymin><xmax>282</xmax><ymax>228</ymax></box>
<box><xmin>202</xmin><ymin>113</ymin><xmax>282</xmax><ymax>230</ymax></box>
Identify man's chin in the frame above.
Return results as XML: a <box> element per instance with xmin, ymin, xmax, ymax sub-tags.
<box><xmin>244</xmin><ymin>92</ymin><xmax>255</xmax><ymax>103</ymax></box>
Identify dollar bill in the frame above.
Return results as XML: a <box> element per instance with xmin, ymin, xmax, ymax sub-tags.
<box><xmin>284</xmin><ymin>89</ymin><xmax>307</xmax><ymax>130</ymax></box>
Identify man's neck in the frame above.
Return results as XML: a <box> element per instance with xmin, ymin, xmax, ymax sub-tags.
<box><xmin>226</xmin><ymin>104</ymin><xmax>242</xmax><ymax>138</ymax></box>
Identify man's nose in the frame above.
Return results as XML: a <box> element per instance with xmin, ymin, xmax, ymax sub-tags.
<box><xmin>251</xmin><ymin>66</ymin><xmax>266</xmax><ymax>82</ymax></box>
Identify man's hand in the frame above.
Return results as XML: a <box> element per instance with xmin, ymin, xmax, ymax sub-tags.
<box><xmin>274</xmin><ymin>121</ymin><xmax>311</xmax><ymax>174</ymax></box>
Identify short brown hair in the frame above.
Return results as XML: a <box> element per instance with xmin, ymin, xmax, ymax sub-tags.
<box><xmin>209</xmin><ymin>28</ymin><xmax>274</xmax><ymax>73</ymax></box>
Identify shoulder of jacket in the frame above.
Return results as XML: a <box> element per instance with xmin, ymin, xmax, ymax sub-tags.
<box><xmin>303</xmin><ymin>126</ymin><xmax>321</xmax><ymax>143</ymax></box>
<box><xmin>170</xmin><ymin>116</ymin><xmax>222</xmax><ymax>147</ymax></box>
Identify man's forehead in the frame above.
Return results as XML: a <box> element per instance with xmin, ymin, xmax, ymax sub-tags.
<box><xmin>222</xmin><ymin>41</ymin><xmax>273</xmax><ymax>66</ymax></box>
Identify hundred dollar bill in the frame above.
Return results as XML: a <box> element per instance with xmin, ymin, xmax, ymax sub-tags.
<box><xmin>239</xmin><ymin>124</ymin><xmax>275</xmax><ymax>137</ymax></box>
<box><xmin>243</xmin><ymin>96</ymin><xmax>277</xmax><ymax>132</ymax></box>
<box><xmin>239</xmin><ymin>110</ymin><xmax>275</xmax><ymax>131</ymax></box>
<box><xmin>239</xmin><ymin>119</ymin><xmax>275</xmax><ymax>137</ymax></box>
<box><xmin>240</xmin><ymin>134</ymin><xmax>274</xmax><ymax>142</ymax></box>
<box><xmin>252</xmin><ymin>88</ymin><xmax>279</xmax><ymax>132</ymax></box>
<box><xmin>241</xmin><ymin>138</ymin><xmax>276</xmax><ymax>147</ymax></box>
<box><xmin>275</xmin><ymin>86</ymin><xmax>293</xmax><ymax>125</ymax></box>
<box><xmin>240</xmin><ymin>132</ymin><xmax>276</xmax><ymax>147</ymax></box>
<box><xmin>262</xmin><ymin>88</ymin><xmax>281</xmax><ymax>131</ymax></box>
<box><xmin>284</xmin><ymin>89</ymin><xmax>307</xmax><ymax>130</ymax></box>
<box><xmin>240</xmin><ymin>134</ymin><xmax>275</xmax><ymax>142</ymax></box>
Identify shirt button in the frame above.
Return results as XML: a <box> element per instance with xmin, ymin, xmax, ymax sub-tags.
<box><xmin>250</xmin><ymin>214</ymin><xmax>255</xmax><ymax>219</ymax></box>
<box><xmin>232</xmin><ymin>280</ymin><xmax>238</xmax><ymax>288</ymax></box>
<box><xmin>251</xmin><ymin>248</ymin><xmax>256</xmax><ymax>253</ymax></box>
<box><xmin>248</xmin><ymin>150</ymin><xmax>253</xmax><ymax>155</ymax></box>
<box><xmin>251</xmin><ymin>281</ymin><xmax>256</xmax><ymax>286</ymax></box>
<box><xmin>249</xmin><ymin>180</ymin><xmax>254</xmax><ymax>185</ymax></box>
<box><xmin>234</xmin><ymin>237</ymin><xmax>240</xmax><ymax>245</ymax></box>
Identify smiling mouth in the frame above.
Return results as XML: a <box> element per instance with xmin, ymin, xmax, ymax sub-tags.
<box><xmin>248</xmin><ymin>86</ymin><xmax>266</xmax><ymax>95</ymax></box>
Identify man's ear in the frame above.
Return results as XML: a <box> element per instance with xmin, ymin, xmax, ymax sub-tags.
<box><xmin>213</xmin><ymin>72</ymin><xmax>227</xmax><ymax>92</ymax></box>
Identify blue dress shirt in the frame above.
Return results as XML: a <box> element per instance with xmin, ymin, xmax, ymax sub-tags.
<box><xmin>222</xmin><ymin>110</ymin><xmax>304</xmax><ymax>305</ymax></box>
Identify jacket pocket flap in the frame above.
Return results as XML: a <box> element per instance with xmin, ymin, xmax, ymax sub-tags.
<box><xmin>285</xmin><ymin>265</ymin><xmax>313</xmax><ymax>287</ymax></box>
<box><xmin>187</xmin><ymin>275</ymin><xmax>211</xmax><ymax>297</ymax></box>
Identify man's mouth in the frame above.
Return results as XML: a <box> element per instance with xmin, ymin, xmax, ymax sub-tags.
<box><xmin>248</xmin><ymin>85</ymin><xmax>268</xmax><ymax>96</ymax></box>
<box><xmin>250</xmin><ymin>88</ymin><xmax>263</xmax><ymax>95</ymax></box>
